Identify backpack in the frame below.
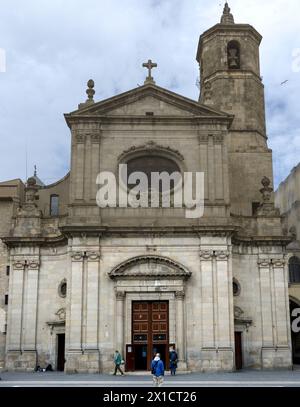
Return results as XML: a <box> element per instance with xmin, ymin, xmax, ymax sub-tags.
<box><xmin>151</xmin><ymin>360</ymin><xmax>159</xmax><ymax>374</ymax></box>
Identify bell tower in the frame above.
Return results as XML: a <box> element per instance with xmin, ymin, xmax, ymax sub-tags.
<box><xmin>196</xmin><ymin>3</ymin><xmax>273</xmax><ymax>216</ymax></box>
<box><xmin>196</xmin><ymin>2</ymin><xmax>266</xmax><ymax>137</ymax></box>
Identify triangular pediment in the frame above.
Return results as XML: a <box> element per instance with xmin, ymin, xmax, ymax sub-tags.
<box><xmin>109</xmin><ymin>255</ymin><xmax>192</xmax><ymax>280</ymax></box>
<box><xmin>66</xmin><ymin>83</ymin><xmax>232</xmax><ymax>120</ymax></box>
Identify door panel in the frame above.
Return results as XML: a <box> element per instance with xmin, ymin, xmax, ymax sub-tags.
<box><xmin>132</xmin><ymin>301</ymin><xmax>169</xmax><ymax>370</ymax></box>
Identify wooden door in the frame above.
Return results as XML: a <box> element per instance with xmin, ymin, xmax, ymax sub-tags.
<box><xmin>126</xmin><ymin>344</ymin><xmax>135</xmax><ymax>372</ymax></box>
<box><xmin>132</xmin><ymin>301</ymin><xmax>169</xmax><ymax>370</ymax></box>
<box><xmin>234</xmin><ymin>331</ymin><xmax>243</xmax><ymax>370</ymax></box>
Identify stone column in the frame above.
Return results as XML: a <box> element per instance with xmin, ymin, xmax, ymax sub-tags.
<box><xmin>115</xmin><ymin>291</ymin><xmax>125</xmax><ymax>356</ymax></box>
<box><xmin>21</xmin><ymin>258</ymin><xmax>40</xmax><ymax>370</ymax></box>
<box><xmin>175</xmin><ymin>290</ymin><xmax>187</xmax><ymax>369</ymax></box>
<box><xmin>85</xmin><ymin>252</ymin><xmax>100</xmax><ymax>350</ymax></box>
<box><xmin>66</xmin><ymin>251</ymin><xmax>84</xmax><ymax>373</ymax></box>
<box><xmin>258</xmin><ymin>259</ymin><xmax>274</xmax><ymax>348</ymax></box>
<box><xmin>7</xmin><ymin>260</ymin><xmax>25</xmax><ymax>354</ymax></box>
<box><xmin>199</xmin><ymin>251</ymin><xmax>215</xmax><ymax>349</ymax></box>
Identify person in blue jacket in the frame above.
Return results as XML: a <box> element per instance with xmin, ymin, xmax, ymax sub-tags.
<box><xmin>151</xmin><ymin>353</ymin><xmax>164</xmax><ymax>387</ymax></box>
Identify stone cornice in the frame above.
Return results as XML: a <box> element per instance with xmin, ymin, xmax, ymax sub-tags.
<box><xmin>2</xmin><ymin>235</ymin><xmax>67</xmax><ymax>248</ymax></box>
<box><xmin>109</xmin><ymin>255</ymin><xmax>191</xmax><ymax>280</ymax></box>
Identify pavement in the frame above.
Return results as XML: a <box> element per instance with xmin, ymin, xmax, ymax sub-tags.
<box><xmin>1</xmin><ymin>369</ymin><xmax>300</xmax><ymax>387</ymax></box>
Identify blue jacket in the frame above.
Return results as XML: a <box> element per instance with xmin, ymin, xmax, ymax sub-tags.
<box><xmin>151</xmin><ymin>359</ymin><xmax>164</xmax><ymax>377</ymax></box>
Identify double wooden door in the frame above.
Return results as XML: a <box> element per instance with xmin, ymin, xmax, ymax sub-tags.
<box><xmin>126</xmin><ymin>301</ymin><xmax>169</xmax><ymax>371</ymax></box>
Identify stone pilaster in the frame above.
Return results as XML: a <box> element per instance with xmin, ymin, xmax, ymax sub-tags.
<box><xmin>6</xmin><ymin>255</ymin><xmax>40</xmax><ymax>371</ymax></box>
<box><xmin>115</xmin><ymin>291</ymin><xmax>125</xmax><ymax>356</ymax></box>
<box><xmin>258</xmin><ymin>257</ymin><xmax>292</xmax><ymax>369</ymax></box>
<box><xmin>175</xmin><ymin>290</ymin><xmax>187</xmax><ymax>370</ymax></box>
<box><xmin>199</xmin><ymin>249</ymin><xmax>234</xmax><ymax>372</ymax></box>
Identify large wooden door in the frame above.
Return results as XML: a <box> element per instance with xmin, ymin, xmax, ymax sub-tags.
<box><xmin>132</xmin><ymin>301</ymin><xmax>169</xmax><ymax>370</ymax></box>
<box><xmin>234</xmin><ymin>331</ymin><xmax>243</xmax><ymax>370</ymax></box>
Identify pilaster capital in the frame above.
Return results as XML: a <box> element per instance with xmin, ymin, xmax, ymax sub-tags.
<box><xmin>257</xmin><ymin>259</ymin><xmax>270</xmax><ymax>268</ymax></box>
<box><xmin>215</xmin><ymin>250</ymin><xmax>230</xmax><ymax>260</ymax></box>
<box><xmin>12</xmin><ymin>260</ymin><xmax>26</xmax><ymax>270</ymax></box>
<box><xmin>27</xmin><ymin>259</ymin><xmax>40</xmax><ymax>270</ymax></box>
<box><xmin>272</xmin><ymin>259</ymin><xmax>286</xmax><ymax>268</ymax></box>
<box><xmin>199</xmin><ymin>250</ymin><xmax>214</xmax><ymax>260</ymax></box>
<box><xmin>175</xmin><ymin>291</ymin><xmax>185</xmax><ymax>300</ymax></box>
<box><xmin>115</xmin><ymin>291</ymin><xmax>126</xmax><ymax>301</ymax></box>
<box><xmin>87</xmin><ymin>251</ymin><xmax>101</xmax><ymax>262</ymax></box>
<box><xmin>71</xmin><ymin>251</ymin><xmax>84</xmax><ymax>262</ymax></box>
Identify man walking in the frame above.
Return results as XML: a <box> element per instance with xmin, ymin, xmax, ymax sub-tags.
<box><xmin>169</xmin><ymin>346</ymin><xmax>178</xmax><ymax>376</ymax></box>
<box><xmin>151</xmin><ymin>353</ymin><xmax>164</xmax><ymax>387</ymax></box>
<box><xmin>113</xmin><ymin>350</ymin><xmax>124</xmax><ymax>375</ymax></box>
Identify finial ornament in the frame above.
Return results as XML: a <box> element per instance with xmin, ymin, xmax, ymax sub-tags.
<box><xmin>221</xmin><ymin>2</ymin><xmax>235</xmax><ymax>24</ymax></box>
<box><xmin>34</xmin><ymin>165</ymin><xmax>37</xmax><ymax>177</ymax></box>
<box><xmin>86</xmin><ymin>79</ymin><xmax>95</xmax><ymax>103</ymax></box>
<box><xmin>142</xmin><ymin>59</ymin><xmax>157</xmax><ymax>84</ymax></box>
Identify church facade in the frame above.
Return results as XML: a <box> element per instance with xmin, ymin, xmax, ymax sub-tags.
<box><xmin>0</xmin><ymin>4</ymin><xmax>294</xmax><ymax>373</ymax></box>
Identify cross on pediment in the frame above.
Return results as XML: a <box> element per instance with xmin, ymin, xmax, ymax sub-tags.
<box><xmin>142</xmin><ymin>59</ymin><xmax>157</xmax><ymax>84</ymax></box>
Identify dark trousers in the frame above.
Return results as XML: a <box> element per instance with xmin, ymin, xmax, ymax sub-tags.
<box><xmin>114</xmin><ymin>364</ymin><xmax>124</xmax><ymax>375</ymax></box>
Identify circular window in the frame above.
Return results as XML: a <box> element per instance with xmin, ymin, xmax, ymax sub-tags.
<box><xmin>233</xmin><ymin>279</ymin><xmax>241</xmax><ymax>296</ymax></box>
<box><xmin>58</xmin><ymin>280</ymin><xmax>67</xmax><ymax>298</ymax></box>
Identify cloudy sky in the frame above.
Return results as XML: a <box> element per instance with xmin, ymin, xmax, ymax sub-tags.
<box><xmin>0</xmin><ymin>0</ymin><xmax>299</xmax><ymax>188</ymax></box>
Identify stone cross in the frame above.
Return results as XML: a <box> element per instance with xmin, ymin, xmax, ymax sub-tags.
<box><xmin>142</xmin><ymin>59</ymin><xmax>157</xmax><ymax>84</ymax></box>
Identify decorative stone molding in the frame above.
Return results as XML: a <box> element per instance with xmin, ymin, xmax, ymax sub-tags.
<box><xmin>118</xmin><ymin>141</ymin><xmax>184</xmax><ymax>162</ymax></box>
<box><xmin>109</xmin><ymin>255</ymin><xmax>191</xmax><ymax>280</ymax></box>
<box><xmin>234</xmin><ymin>306</ymin><xmax>244</xmax><ymax>319</ymax></box>
<box><xmin>115</xmin><ymin>291</ymin><xmax>126</xmax><ymax>300</ymax></box>
<box><xmin>12</xmin><ymin>260</ymin><xmax>26</xmax><ymax>269</ymax></box>
<box><xmin>91</xmin><ymin>133</ymin><xmax>101</xmax><ymax>143</ymax></box>
<box><xmin>199</xmin><ymin>250</ymin><xmax>214</xmax><ymax>260</ymax></box>
<box><xmin>257</xmin><ymin>259</ymin><xmax>270</xmax><ymax>268</ymax></box>
<box><xmin>199</xmin><ymin>250</ymin><xmax>229</xmax><ymax>260</ymax></box>
<box><xmin>71</xmin><ymin>251</ymin><xmax>84</xmax><ymax>261</ymax></box>
<box><xmin>213</xmin><ymin>134</ymin><xmax>224</xmax><ymax>144</ymax></box>
<box><xmin>12</xmin><ymin>259</ymin><xmax>40</xmax><ymax>270</ymax></box>
<box><xmin>27</xmin><ymin>260</ymin><xmax>40</xmax><ymax>270</ymax></box>
<box><xmin>272</xmin><ymin>259</ymin><xmax>286</xmax><ymax>268</ymax></box>
<box><xmin>55</xmin><ymin>307</ymin><xmax>66</xmax><ymax>321</ymax></box>
<box><xmin>75</xmin><ymin>134</ymin><xmax>87</xmax><ymax>143</ymax></box>
<box><xmin>198</xmin><ymin>134</ymin><xmax>209</xmax><ymax>143</ymax></box>
<box><xmin>215</xmin><ymin>250</ymin><xmax>230</xmax><ymax>260</ymax></box>
<box><xmin>87</xmin><ymin>251</ymin><xmax>101</xmax><ymax>262</ymax></box>
<box><xmin>175</xmin><ymin>291</ymin><xmax>185</xmax><ymax>300</ymax></box>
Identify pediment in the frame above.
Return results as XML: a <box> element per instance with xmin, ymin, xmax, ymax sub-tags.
<box><xmin>66</xmin><ymin>83</ymin><xmax>232</xmax><ymax>120</ymax></box>
<box><xmin>109</xmin><ymin>255</ymin><xmax>192</xmax><ymax>280</ymax></box>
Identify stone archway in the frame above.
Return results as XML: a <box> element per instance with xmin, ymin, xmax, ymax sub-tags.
<box><xmin>109</xmin><ymin>255</ymin><xmax>192</xmax><ymax>371</ymax></box>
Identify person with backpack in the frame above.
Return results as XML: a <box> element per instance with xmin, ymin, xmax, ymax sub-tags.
<box><xmin>151</xmin><ymin>353</ymin><xmax>164</xmax><ymax>387</ymax></box>
<box><xmin>169</xmin><ymin>346</ymin><xmax>178</xmax><ymax>376</ymax></box>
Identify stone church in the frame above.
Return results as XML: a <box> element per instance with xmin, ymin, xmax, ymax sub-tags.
<box><xmin>0</xmin><ymin>3</ymin><xmax>294</xmax><ymax>373</ymax></box>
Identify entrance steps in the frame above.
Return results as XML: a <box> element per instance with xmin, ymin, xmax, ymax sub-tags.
<box><xmin>124</xmin><ymin>370</ymin><xmax>191</xmax><ymax>376</ymax></box>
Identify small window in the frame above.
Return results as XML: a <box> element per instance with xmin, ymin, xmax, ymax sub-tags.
<box><xmin>6</xmin><ymin>265</ymin><xmax>10</xmax><ymax>276</ymax></box>
<box><xmin>289</xmin><ymin>257</ymin><xmax>300</xmax><ymax>284</ymax></box>
<box><xmin>5</xmin><ymin>294</ymin><xmax>8</xmax><ymax>305</ymax></box>
<box><xmin>58</xmin><ymin>280</ymin><xmax>67</xmax><ymax>298</ymax></box>
<box><xmin>50</xmin><ymin>194</ymin><xmax>59</xmax><ymax>217</ymax></box>
<box><xmin>227</xmin><ymin>41</ymin><xmax>240</xmax><ymax>70</ymax></box>
<box><xmin>233</xmin><ymin>278</ymin><xmax>241</xmax><ymax>296</ymax></box>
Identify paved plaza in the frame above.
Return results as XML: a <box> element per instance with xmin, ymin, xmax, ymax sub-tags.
<box><xmin>1</xmin><ymin>369</ymin><xmax>300</xmax><ymax>387</ymax></box>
